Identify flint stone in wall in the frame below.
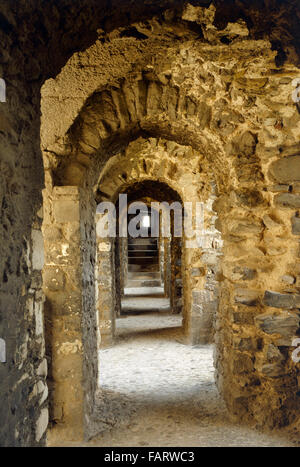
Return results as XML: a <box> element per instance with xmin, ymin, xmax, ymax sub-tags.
<box><xmin>263</xmin><ymin>290</ymin><xmax>300</xmax><ymax>309</ymax></box>
<box><xmin>255</xmin><ymin>312</ymin><xmax>299</xmax><ymax>338</ymax></box>
<box><xmin>275</xmin><ymin>335</ymin><xmax>298</xmax><ymax>346</ymax></box>
<box><xmin>230</xmin><ymin>221</ymin><xmax>263</xmax><ymax>235</ymax></box>
<box><xmin>281</xmin><ymin>275</ymin><xmax>296</xmax><ymax>285</ymax></box>
<box><xmin>39</xmin><ymin>384</ymin><xmax>48</xmax><ymax>406</ymax></box>
<box><xmin>262</xmin><ymin>214</ymin><xmax>284</xmax><ymax>233</ymax></box>
<box><xmin>32</xmin><ymin>229</ymin><xmax>44</xmax><ymax>271</ymax></box>
<box><xmin>35</xmin><ymin>302</ymin><xmax>44</xmax><ymax>336</ymax></box>
<box><xmin>292</xmin><ymin>215</ymin><xmax>300</xmax><ymax>234</ymax></box>
<box><xmin>0</xmin><ymin>338</ymin><xmax>6</xmax><ymax>363</ymax></box>
<box><xmin>274</xmin><ymin>193</ymin><xmax>300</xmax><ymax>209</ymax></box>
<box><xmin>269</xmin><ymin>185</ymin><xmax>290</xmax><ymax>193</ymax></box>
<box><xmin>235</xmin><ymin>189</ymin><xmax>264</xmax><ymax>207</ymax></box>
<box><xmin>233</xmin><ymin>267</ymin><xmax>256</xmax><ymax>281</ymax></box>
<box><xmin>269</xmin><ymin>155</ymin><xmax>300</xmax><ymax>183</ymax></box>
<box><xmin>37</xmin><ymin>358</ymin><xmax>48</xmax><ymax>378</ymax></box>
<box><xmin>45</xmin><ymin>226</ymin><xmax>62</xmax><ymax>242</ymax></box>
<box><xmin>35</xmin><ymin>408</ymin><xmax>49</xmax><ymax>442</ymax></box>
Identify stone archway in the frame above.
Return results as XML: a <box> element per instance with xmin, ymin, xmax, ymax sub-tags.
<box><xmin>42</xmin><ymin>132</ymin><xmax>223</xmax><ymax>441</ymax></box>
<box><xmin>95</xmin><ymin>179</ymin><xmax>188</xmax><ymax>348</ymax></box>
<box><xmin>94</xmin><ymin>138</ymin><xmax>222</xmax><ymax>347</ymax></box>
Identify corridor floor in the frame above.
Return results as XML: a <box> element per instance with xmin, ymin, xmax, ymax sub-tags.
<box><xmin>82</xmin><ymin>313</ymin><xmax>299</xmax><ymax>447</ymax></box>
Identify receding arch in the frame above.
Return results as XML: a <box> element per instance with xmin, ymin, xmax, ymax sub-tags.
<box><xmin>96</xmin><ymin>179</ymin><xmax>187</xmax><ymax>346</ymax></box>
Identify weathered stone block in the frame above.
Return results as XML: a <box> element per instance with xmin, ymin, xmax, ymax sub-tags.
<box><xmin>269</xmin><ymin>184</ymin><xmax>290</xmax><ymax>193</ymax></box>
<box><xmin>233</xmin><ymin>337</ymin><xmax>256</xmax><ymax>351</ymax></box>
<box><xmin>263</xmin><ymin>290</ymin><xmax>295</xmax><ymax>309</ymax></box>
<box><xmin>44</xmin><ymin>268</ymin><xmax>65</xmax><ymax>291</ymax></box>
<box><xmin>192</xmin><ymin>289</ymin><xmax>214</xmax><ymax>304</ymax></box>
<box><xmin>235</xmin><ymin>189</ymin><xmax>264</xmax><ymax>207</ymax></box>
<box><xmin>35</xmin><ymin>408</ymin><xmax>49</xmax><ymax>442</ymax></box>
<box><xmin>98</xmin><ymin>242</ymin><xmax>111</xmax><ymax>252</ymax></box>
<box><xmin>191</xmin><ymin>267</ymin><xmax>205</xmax><ymax>277</ymax></box>
<box><xmin>255</xmin><ymin>312</ymin><xmax>300</xmax><ymax>338</ymax></box>
<box><xmin>292</xmin><ymin>215</ymin><xmax>300</xmax><ymax>235</ymax></box>
<box><xmin>233</xmin><ymin>311</ymin><xmax>255</xmax><ymax>325</ymax></box>
<box><xmin>269</xmin><ymin>155</ymin><xmax>300</xmax><ymax>184</ymax></box>
<box><xmin>292</xmin><ymin>182</ymin><xmax>300</xmax><ymax>193</ymax></box>
<box><xmin>266</xmin><ymin>344</ymin><xmax>285</xmax><ymax>363</ymax></box>
<box><xmin>230</xmin><ymin>221</ymin><xmax>263</xmax><ymax>235</ymax></box>
<box><xmin>53</xmin><ymin>186</ymin><xmax>80</xmax><ymax>196</ymax></box>
<box><xmin>281</xmin><ymin>275</ymin><xmax>296</xmax><ymax>285</ymax></box>
<box><xmin>233</xmin><ymin>353</ymin><xmax>254</xmax><ymax>374</ymax></box>
<box><xmin>44</xmin><ymin>226</ymin><xmax>63</xmax><ymax>242</ymax></box>
<box><xmin>53</xmin><ymin>199</ymin><xmax>80</xmax><ymax>223</ymax></box>
<box><xmin>233</xmin><ymin>267</ymin><xmax>256</xmax><ymax>281</ymax></box>
<box><xmin>274</xmin><ymin>193</ymin><xmax>300</xmax><ymax>209</ymax></box>
<box><xmin>51</xmin><ymin>291</ymin><xmax>82</xmax><ymax>316</ymax></box>
<box><xmin>32</xmin><ymin>229</ymin><xmax>45</xmax><ymax>271</ymax></box>
<box><xmin>234</xmin><ymin>288</ymin><xmax>260</xmax><ymax>306</ymax></box>
<box><xmin>37</xmin><ymin>358</ymin><xmax>48</xmax><ymax>377</ymax></box>
<box><xmin>261</xmin><ymin>363</ymin><xmax>286</xmax><ymax>378</ymax></box>
<box><xmin>201</xmin><ymin>252</ymin><xmax>218</xmax><ymax>266</ymax></box>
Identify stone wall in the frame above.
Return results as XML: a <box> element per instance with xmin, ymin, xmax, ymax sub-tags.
<box><xmin>95</xmin><ymin>220</ymin><xmax>116</xmax><ymax>348</ymax></box>
<box><xmin>214</xmin><ymin>148</ymin><xmax>300</xmax><ymax>428</ymax></box>
<box><xmin>170</xmin><ymin>236</ymin><xmax>183</xmax><ymax>314</ymax></box>
<box><xmin>190</xmin><ymin>188</ymin><xmax>223</xmax><ymax>344</ymax></box>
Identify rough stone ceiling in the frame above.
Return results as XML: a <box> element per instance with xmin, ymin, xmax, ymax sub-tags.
<box><xmin>41</xmin><ymin>0</ymin><xmax>300</xmax><ymax>151</ymax></box>
<box><xmin>39</xmin><ymin>1</ymin><xmax>300</xmax><ymax>199</ymax></box>
<box><xmin>2</xmin><ymin>0</ymin><xmax>299</xmax><ymax>82</ymax></box>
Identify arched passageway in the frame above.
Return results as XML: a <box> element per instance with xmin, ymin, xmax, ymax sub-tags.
<box><xmin>42</xmin><ymin>28</ymin><xmax>300</xmax><ymax>439</ymax></box>
<box><xmin>95</xmin><ymin>179</ymin><xmax>189</xmax><ymax>347</ymax></box>
<box><xmin>1</xmin><ymin>0</ymin><xmax>300</xmax><ymax>447</ymax></box>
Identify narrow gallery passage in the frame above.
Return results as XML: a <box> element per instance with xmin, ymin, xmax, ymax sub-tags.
<box><xmin>2</xmin><ymin>0</ymin><xmax>299</xmax><ymax>448</ymax></box>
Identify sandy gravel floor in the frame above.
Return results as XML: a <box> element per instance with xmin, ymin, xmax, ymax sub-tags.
<box><xmin>76</xmin><ymin>313</ymin><xmax>299</xmax><ymax>447</ymax></box>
